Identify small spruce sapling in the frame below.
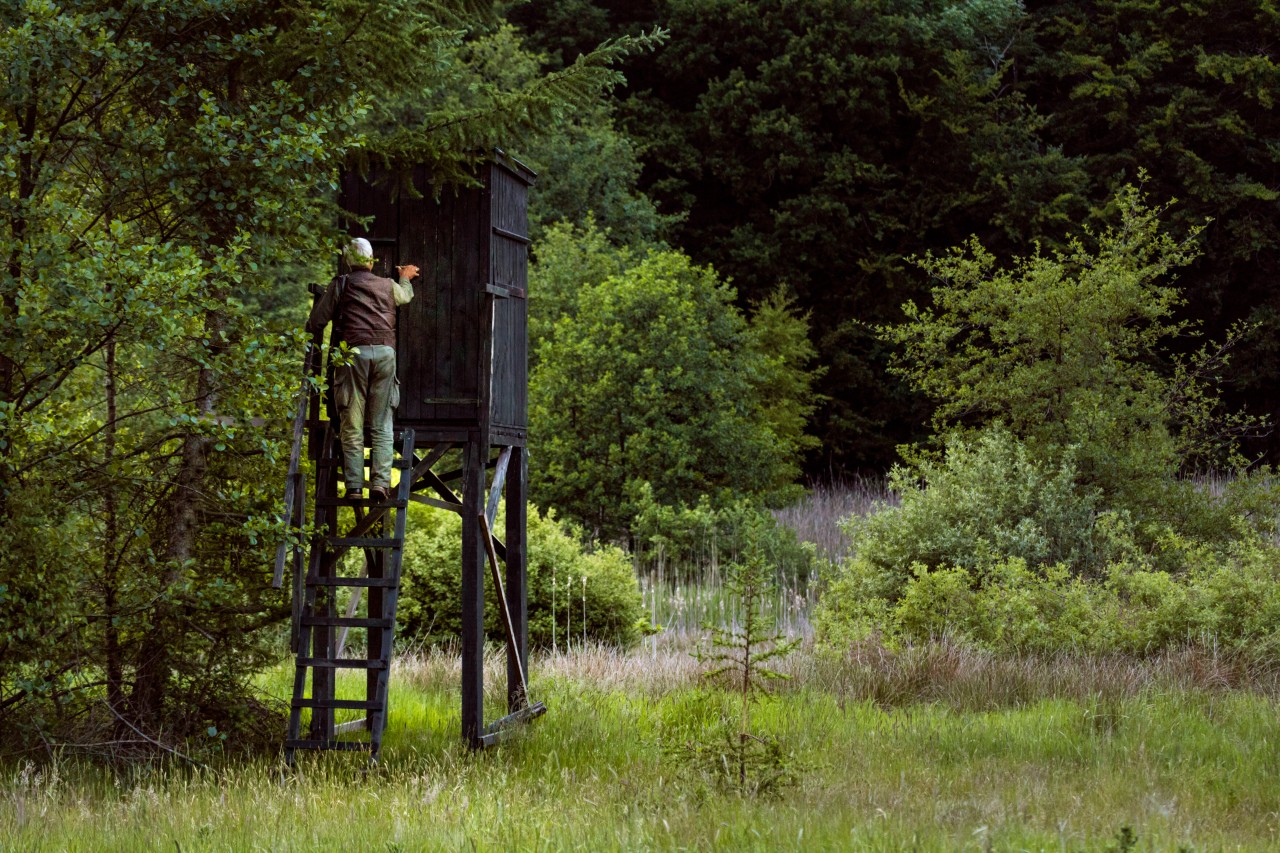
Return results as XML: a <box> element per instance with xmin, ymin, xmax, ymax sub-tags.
<box><xmin>684</xmin><ymin>535</ymin><xmax>801</xmax><ymax>795</ymax></box>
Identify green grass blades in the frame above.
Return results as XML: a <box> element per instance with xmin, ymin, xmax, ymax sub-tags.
<box><xmin>4</xmin><ymin>643</ymin><xmax>1280</xmax><ymax>851</ymax></box>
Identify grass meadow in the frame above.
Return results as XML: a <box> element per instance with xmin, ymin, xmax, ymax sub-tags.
<box><xmin>5</xmin><ymin>481</ymin><xmax>1280</xmax><ymax>851</ymax></box>
<box><xmin>6</xmin><ymin>641</ymin><xmax>1280</xmax><ymax>850</ymax></box>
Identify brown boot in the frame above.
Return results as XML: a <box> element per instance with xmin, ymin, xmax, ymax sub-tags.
<box><xmin>369</xmin><ymin>486</ymin><xmax>389</xmax><ymax>502</ymax></box>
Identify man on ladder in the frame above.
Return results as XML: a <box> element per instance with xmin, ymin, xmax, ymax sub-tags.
<box><xmin>307</xmin><ymin>237</ymin><xmax>420</xmax><ymax>501</ymax></box>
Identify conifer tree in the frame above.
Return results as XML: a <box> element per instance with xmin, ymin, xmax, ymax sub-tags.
<box><xmin>683</xmin><ymin>537</ymin><xmax>800</xmax><ymax>795</ymax></box>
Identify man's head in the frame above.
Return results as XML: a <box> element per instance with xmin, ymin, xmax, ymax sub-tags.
<box><xmin>344</xmin><ymin>237</ymin><xmax>375</xmax><ymax>269</ymax></box>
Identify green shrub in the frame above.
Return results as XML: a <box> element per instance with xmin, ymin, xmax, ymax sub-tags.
<box><xmin>885</xmin><ymin>186</ymin><xmax>1263</xmax><ymax>515</ymax></box>
<box><xmin>846</xmin><ymin>426</ymin><xmax>1117</xmax><ymax>583</ymax></box>
<box><xmin>817</xmin><ymin>188</ymin><xmax>1280</xmax><ymax>657</ymax></box>
<box><xmin>815</xmin><ymin>427</ymin><xmax>1280</xmax><ymax>655</ymax></box>
<box><xmin>398</xmin><ymin>502</ymin><xmax>648</xmax><ymax>648</ymax></box>
<box><xmin>819</xmin><ymin>542</ymin><xmax>1280</xmax><ymax>656</ymax></box>
<box><xmin>970</xmin><ymin>560</ymin><xmax>1100</xmax><ymax>651</ymax></box>
<box><xmin>528</xmin><ymin>234</ymin><xmax>821</xmax><ymax>538</ymax></box>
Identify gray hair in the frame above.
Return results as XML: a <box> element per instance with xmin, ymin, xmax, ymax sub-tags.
<box><xmin>344</xmin><ymin>237</ymin><xmax>374</xmax><ymax>268</ymax></box>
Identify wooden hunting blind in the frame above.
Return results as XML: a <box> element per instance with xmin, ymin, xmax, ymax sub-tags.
<box><xmin>276</xmin><ymin>152</ymin><xmax>544</xmax><ymax>761</ymax></box>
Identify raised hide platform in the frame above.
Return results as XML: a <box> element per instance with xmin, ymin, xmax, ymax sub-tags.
<box><xmin>277</xmin><ymin>153</ymin><xmax>540</xmax><ymax>760</ymax></box>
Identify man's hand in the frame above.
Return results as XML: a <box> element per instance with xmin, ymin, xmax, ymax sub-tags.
<box><xmin>396</xmin><ymin>264</ymin><xmax>421</xmax><ymax>280</ymax></box>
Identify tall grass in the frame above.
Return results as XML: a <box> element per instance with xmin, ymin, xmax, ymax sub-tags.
<box><xmin>771</xmin><ymin>475</ymin><xmax>894</xmax><ymax>561</ymax></box>
<box><xmin>10</xmin><ymin>481</ymin><xmax>1280</xmax><ymax>849</ymax></box>
<box><xmin>635</xmin><ymin>478</ymin><xmax>892</xmax><ymax>642</ymax></box>
<box><xmin>6</xmin><ymin>642</ymin><xmax>1280</xmax><ymax>851</ymax></box>
<box><xmin>638</xmin><ymin>571</ymin><xmax>818</xmax><ymax>641</ymax></box>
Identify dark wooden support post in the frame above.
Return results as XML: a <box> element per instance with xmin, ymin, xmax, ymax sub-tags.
<box><xmin>505</xmin><ymin>446</ymin><xmax>528</xmax><ymax>712</ymax></box>
<box><xmin>460</xmin><ymin>436</ymin><xmax>486</xmax><ymax>748</ymax></box>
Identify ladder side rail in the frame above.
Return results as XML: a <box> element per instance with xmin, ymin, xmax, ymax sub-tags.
<box><xmin>289</xmin><ymin>471</ymin><xmax>306</xmax><ymax>654</ymax></box>
<box><xmin>369</xmin><ymin>429</ymin><xmax>416</xmax><ymax>760</ymax></box>
<box><xmin>274</xmin><ymin>343</ymin><xmax>320</xmax><ymax>588</ymax></box>
<box><xmin>295</xmin><ymin>311</ymin><xmax>344</xmax><ymax>746</ymax></box>
<box><xmin>304</xmin><ymin>425</ymin><xmax>342</xmax><ymax>743</ymax></box>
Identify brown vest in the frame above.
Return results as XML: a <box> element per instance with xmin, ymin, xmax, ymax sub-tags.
<box><xmin>336</xmin><ymin>269</ymin><xmax>397</xmax><ymax>347</ymax></box>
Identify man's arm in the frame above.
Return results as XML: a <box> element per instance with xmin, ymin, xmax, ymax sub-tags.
<box><xmin>306</xmin><ymin>276</ymin><xmax>343</xmax><ymax>335</ymax></box>
<box><xmin>393</xmin><ymin>264</ymin><xmax>420</xmax><ymax>306</ymax></box>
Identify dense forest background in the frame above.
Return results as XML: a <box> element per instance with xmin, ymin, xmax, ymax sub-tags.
<box><xmin>511</xmin><ymin>0</ymin><xmax>1280</xmax><ymax>474</ymax></box>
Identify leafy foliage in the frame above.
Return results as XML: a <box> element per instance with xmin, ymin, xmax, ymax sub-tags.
<box><xmin>817</xmin><ymin>191</ymin><xmax>1280</xmax><ymax>656</ymax></box>
<box><xmin>611</xmin><ymin>0</ymin><xmax>1085</xmax><ymax>469</ymax></box>
<box><xmin>350</xmin><ymin>8</ymin><xmax>667</xmax><ymax>182</ymax></box>
<box><xmin>843</xmin><ymin>427</ymin><xmax>1111</xmax><ymax>583</ymax></box>
<box><xmin>0</xmin><ymin>0</ymin><xmax>664</xmax><ymax>749</ymax></box>
<box><xmin>516</xmin><ymin>0</ymin><xmax>1280</xmax><ymax>473</ymax></box>
<box><xmin>1024</xmin><ymin>0</ymin><xmax>1280</xmax><ymax>456</ymax></box>
<box><xmin>816</xmin><ymin>426</ymin><xmax>1280</xmax><ymax>654</ymax></box>
<box><xmin>523</xmin><ymin>101</ymin><xmax>673</xmax><ymax>246</ymax></box>
<box><xmin>630</xmin><ymin>485</ymin><xmax>817</xmax><ymax>586</ymax></box>
<box><xmin>886</xmin><ymin>187</ymin><xmax>1263</xmax><ymax>518</ymax></box>
<box><xmin>528</xmin><ymin>222</ymin><xmax>821</xmax><ymax>538</ymax></box>
<box><xmin>398</xmin><ymin>503</ymin><xmax>647</xmax><ymax>648</ymax></box>
<box><xmin>820</xmin><ymin>543</ymin><xmax>1280</xmax><ymax>656</ymax></box>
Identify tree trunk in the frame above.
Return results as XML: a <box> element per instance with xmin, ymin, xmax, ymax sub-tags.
<box><xmin>103</xmin><ymin>337</ymin><xmax>124</xmax><ymax>714</ymax></box>
<box><xmin>129</xmin><ymin>426</ymin><xmax>210</xmax><ymax>725</ymax></box>
<box><xmin>129</xmin><ymin>311</ymin><xmax>222</xmax><ymax>726</ymax></box>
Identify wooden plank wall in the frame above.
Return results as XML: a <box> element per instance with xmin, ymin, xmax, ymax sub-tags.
<box><xmin>395</xmin><ymin>168</ymin><xmax>482</xmax><ymax>425</ymax></box>
<box><xmin>489</xmin><ymin>164</ymin><xmax>530</xmax><ymax>432</ymax></box>
<box><xmin>340</xmin><ymin>160</ymin><xmax>531</xmax><ymax>433</ymax></box>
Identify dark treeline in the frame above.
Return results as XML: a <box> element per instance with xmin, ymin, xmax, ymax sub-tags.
<box><xmin>510</xmin><ymin>0</ymin><xmax>1280</xmax><ymax>475</ymax></box>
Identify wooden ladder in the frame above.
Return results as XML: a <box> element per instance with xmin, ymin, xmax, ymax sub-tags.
<box><xmin>284</xmin><ymin>427</ymin><xmax>417</xmax><ymax>764</ymax></box>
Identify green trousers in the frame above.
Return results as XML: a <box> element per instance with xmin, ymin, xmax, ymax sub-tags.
<box><xmin>333</xmin><ymin>345</ymin><xmax>399</xmax><ymax>491</ymax></box>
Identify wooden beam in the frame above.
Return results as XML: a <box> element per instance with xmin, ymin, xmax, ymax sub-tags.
<box><xmin>409</xmin><ymin>494</ymin><xmax>463</xmax><ymax>514</ymax></box>
<box><xmin>485</xmin><ymin>447</ymin><xmax>512</xmax><ymax>529</ymax></box>
<box><xmin>414</xmin><ymin>442</ymin><xmax>455</xmax><ymax>472</ymax></box>
<box><xmin>481</xmin><ymin>512</ymin><xmax>527</xmax><ymax>700</ymax></box>
<box><xmin>417</xmin><ymin>468</ymin><xmax>463</xmax><ymax>506</ymax></box>
<box><xmin>333</xmin><ymin>718</ymin><xmax>368</xmax><ymax>735</ymax></box>
<box><xmin>505</xmin><ymin>446</ymin><xmax>528</xmax><ymax>714</ymax></box>
<box><xmin>478</xmin><ymin>701</ymin><xmax>547</xmax><ymax>748</ymax></box>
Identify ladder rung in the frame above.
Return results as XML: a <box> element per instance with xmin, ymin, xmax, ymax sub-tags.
<box><xmin>285</xmin><ymin>739</ymin><xmax>372</xmax><ymax>751</ymax></box>
<box><xmin>292</xmin><ymin>698</ymin><xmax>384</xmax><ymax>710</ymax></box>
<box><xmin>296</xmin><ymin>658</ymin><xmax>388</xmax><ymax>670</ymax></box>
<box><xmin>324</xmin><ymin>536</ymin><xmax>400</xmax><ymax>548</ymax></box>
<box><xmin>300</xmin><ymin>616</ymin><xmax>393</xmax><ymax>629</ymax></box>
<box><xmin>305</xmin><ymin>576</ymin><xmax>398</xmax><ymax>588</ymax></box>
